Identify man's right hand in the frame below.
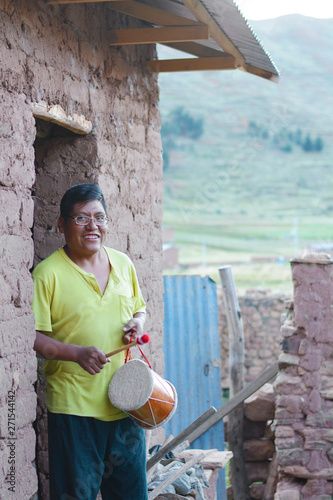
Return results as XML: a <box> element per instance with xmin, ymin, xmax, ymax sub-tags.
<box><xmin>76</xmin><ymin>346</ymin><xmax>110</xmax><ymax>375</ymax></box>
<box><xmin>34</xmin><ymin>331</ymin><xmax>110</xmax><ymax>375</ymax></box>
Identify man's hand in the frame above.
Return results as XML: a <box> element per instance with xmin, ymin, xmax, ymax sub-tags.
<box><xmin>34</xmin><ymin>331</ymin><xmax>110</xmax><ymax>375</ymax></box>
<box><xmin>76</xmin><ymin>346</ymin><xmax>110</xmax><ymax>375</ymax></box>
<box><xmin>123</xmin><ymin>312</ymin><xmax>146</xmax><ymax>344</ymax></box>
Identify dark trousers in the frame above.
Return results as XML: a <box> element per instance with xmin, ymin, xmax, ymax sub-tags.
<box><xmin>48</xmin><ymin>411</ymin><xmax>148</xmax><ymax>500</ymax></box>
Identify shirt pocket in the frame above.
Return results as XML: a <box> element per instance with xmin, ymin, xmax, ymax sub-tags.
<box><xmin>119</xmin><ymin>295</ymin><xmax>137</xmax><ymax>324</ymax></box>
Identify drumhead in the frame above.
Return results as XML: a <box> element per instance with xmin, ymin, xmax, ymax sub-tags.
<box><xmin>108</xmin><ymin>359</ymin><xmax>154</xmax><ymax>411</ymax></box>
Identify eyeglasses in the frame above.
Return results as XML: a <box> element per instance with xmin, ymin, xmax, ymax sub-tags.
<box><xmin>67</xmin><ymin>215</ymin><xmax>109</xmax><ymax>226</ymax></box>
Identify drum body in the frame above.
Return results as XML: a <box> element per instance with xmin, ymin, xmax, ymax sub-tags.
<box><xmin>108</xmin><ymin>359</ymin><xmax>177</xmax><ymax>429</ymax></box>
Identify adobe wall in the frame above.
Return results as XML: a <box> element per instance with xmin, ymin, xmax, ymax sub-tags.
<box><xmin>0</xmin><ymin>88</ymin><xmax>38</xmax><ymax>499</ymax></box>
<box><xmin>218</xmin><ymin>288</ymin><xmax>290</xmax><ymax>389</ymax></box>
<box><xmin>274</xmin><ymin>255</ymin><xmax>333</xmax><ymax>500</ymax></box>
<box><xmin>0</xmin><ymin>1</ymin><xmax>164</xmax><ymax>498</ymax></box>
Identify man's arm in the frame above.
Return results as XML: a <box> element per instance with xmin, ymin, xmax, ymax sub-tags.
<box><xmin>34</xmin><ymin>331</ymin><xmax>109</xmax><ymax>375</ymax></box>
<box><xmin>123</xmin><ymin>311</ymin><xmax>146</xmax><ymax>344</ymax></box>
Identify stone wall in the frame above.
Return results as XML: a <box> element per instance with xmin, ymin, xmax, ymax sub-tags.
<box><xmin>218</xmin><ymin>287</ymin><xmax>290</xmax><ymax>389</ymax></box>
<box><xmin>0</xmin><ymin>1</ymin><xmax>164</xmax><ymax>498</ymax></box>
<box><xmin>274</xmin><ymin>255</ymin><xmax>333</xmax><ymax>500</ymax></box>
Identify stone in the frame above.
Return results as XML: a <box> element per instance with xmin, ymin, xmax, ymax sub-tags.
<box><xmin>308</xmin><ymin>388</ymin><xmax>323</xmax><ymax>412</ymax></box>
<box><xmin>274</xmin><ymin>374</ymin><xmax>306</xmax><ymax>395</ymax></box>
<box><xmin>249</xmin><ymin>482</ymin><xmax>264</xmax><ymax>499</ymax></box>
<box><xmin>243</xmin><ymin>439</ymin><xmax>275</xmax><ymax>462</ymax></box>
<box><xmin>245</xmin><ymin>384</ymin><xmax>275</xmax><ymax>421</ymax></box>
<box><xmin>280</xmin><ymin>325</ymin><xmax>297</xmax><ymax>338</ymax></box>
<box><xmin>274</xmin><ymin>489</ymin><xmax>300</xmax><ymax>500</ymax></box>
<box><xmin>280</xmin><ymin>337</ymin><xmax>301</xmax><ymax>354</ymax></box>
<box><xmin>307</xmin><ymin>450</ymin><xmax>332</xmax><ymax>472</ymax></box>
<box><xmin>278</xmin><ymin>353</ymin><xmax>299</xmax><ymax>369</ymax></box>
<box><xmin>319</xmin><ymin>361</ymin><xmax>333</xmax><ymax>377</ymax></box>
<box><xmin>306</xmin><ymin>408</ymin><xmax>333</xmax><ymax>427</ymax></box>
<box><xmin>300</xmin><ymin>352</ymin><xmax>323</xmax><ymax>372</ymax></box>
<box><xmin>301</xmin><ymin>478</ymin><xmax>332</xmax><ymax>498</ymax></box>
<box><xmin>276</xmin><ymin>394</ymin><xmax>306</xmax><ymax>415</ymax></box>
<box><xmin>243</xmin><ymin>417</ymin><xmax>267</xmax><ymax>440</ymax></box>
<box><xmin>264</xmin><ymin>453</ymin><xmax>278</xmax><ymax>500</ymax></box>
<box><xmin>245</xmin><ymin>461</ymin><xmax>269</xmax><ymax>484</ymax></box>
<box><xmin>277</xmin><ymin>448</ymin><xmax>309</xmax><ymax>467</ymax></box>
<box><xmin>281</xmin><ymin>466</ymin><xmax>333</xmax><ymax>480</ymax></box>
<box><xmin>275</xmin><ymin>426</ymin><xmax>295</xmax><ymax>439</ymax></box>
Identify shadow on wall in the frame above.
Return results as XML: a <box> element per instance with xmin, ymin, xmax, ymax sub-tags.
<box><xmin>32</xmin><ymin>119</ymin><xmax>99</xmax><ymax>499</ymax></box>
<box><xmin>32</xmin><ymin>118</ymin><xmax>99</xmax><ymax>265</ymax></box>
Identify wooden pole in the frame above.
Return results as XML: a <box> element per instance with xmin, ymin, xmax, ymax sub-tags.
<box><xmin>219</xmin><ymin>265</ymin><xmax>250</xmax><ymax>500</ymax></box>
<box><xmin>146</xmin><ymin>363</ymin><xmax>278</xmax><ymax>472</ymax></box>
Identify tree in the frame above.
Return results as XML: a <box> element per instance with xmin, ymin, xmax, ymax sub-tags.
<box><xmin>161</xmin><ymin>107</ymin><xmax>204</xmax><ymax>170</ymax></box>
<box><xmin>314</xmin><ymin>136</ymin><xmax>324</xmax><ymax>152</ymax></box>
<box><xmin>302</xmin><ymin>134</ymin><xmax>313</xmax><ymax>152</ymax></box>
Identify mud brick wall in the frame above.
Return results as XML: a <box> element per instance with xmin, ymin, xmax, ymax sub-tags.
<box><xmin>0</xmin><ymin>1</ymin><xmax>164</xmax><ymax>498</ymax></box>
<box><xmin>0</xmin><ymin>88</ymin><xmax>38</xmax><ymax>499</ymax></box>
<box><xmin>274</xmin><ymin>255</ymin><xmax>333</xmax><ymax>500</ymax></box>
<box><xmin>219</xmin><ymin>288</ymin><xmax>290</xmax><ymax>389</ymax></box>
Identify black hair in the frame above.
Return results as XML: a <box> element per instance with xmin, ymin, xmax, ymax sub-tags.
<box><xmin>60</xmin><ymin>183</ymin><xmax>107</xmax><ymax>217</ymax></box>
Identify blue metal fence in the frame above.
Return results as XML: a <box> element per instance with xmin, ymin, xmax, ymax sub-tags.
<box><xmin>163</xmin><ymin>275</ymin><xmax>226</xmax><ymax>499</ymax></box>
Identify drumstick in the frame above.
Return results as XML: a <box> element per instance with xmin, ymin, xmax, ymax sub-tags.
<box><xmin>105</xmin><ymin>334</ymin><xmax>150</xmax><ymax>358</ymax></box>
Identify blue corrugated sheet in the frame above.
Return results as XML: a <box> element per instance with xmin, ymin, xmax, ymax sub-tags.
<box><xmin>163</xmin><ymin>275</ymin><xmax>226</xmax><ymax>499</ymax></box>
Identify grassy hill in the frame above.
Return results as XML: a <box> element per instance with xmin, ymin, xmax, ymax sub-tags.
<box><xmin>159</xmin><ymin>15</ymin><xmax>333</xmax><ymax>293</ymax></box>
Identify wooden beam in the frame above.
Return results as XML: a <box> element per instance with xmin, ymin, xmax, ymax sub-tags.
<box><xmin>140</xmin><ymin>0</ymin><xmax>197</xmax><ymax>24</ymax></box>
<box><xmin>108</xmin><ymin>25</ymin><xmax>209</xmax><ymax>45</ymax></box>
<box><xmin>186</xmin><ymin>363</ymin><xmax>279</xmax><ymax>444</ymax></box>
<box><xmin>146</xmin><ymin>363</ymin><xmax>278</xmax><ymax>472</ymax></box>
<box><xmin>181</xmin><ymin>0</ymin><xmax>245</xmax><ymax>67</ymax></box>
<box><xmin>147</xmin><ymin>56</ymin><xmax>235</xmax><ymax>73</ymax></box>
<box><xmin>48</xmin><ymin>0</ymin><xmax>125</xmax><ymax>4</ymax></box>
<box><xmin>219</xmin><ymin>265</ymin><xmax>249</xmax><ymax>499</ymax></box>
<box><xmin>107</xmin><ymin>1</ymin><xmax>198</xmax><ymax>26</ymax></box>
<box><xmin>242</xmin><ymin>62</ymin><xmax>280</xmax><ymax>82</ymax></box>
<box><xmin>162</xmin><ymin>41</ymin><xmax>224</xmax><ymax>58</ymax></box>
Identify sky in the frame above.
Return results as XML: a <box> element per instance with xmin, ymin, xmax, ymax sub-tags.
<box><xmin>235</xmin><ymin>0</ymin><xmax>333</xmax><ymax>20</ymax></box>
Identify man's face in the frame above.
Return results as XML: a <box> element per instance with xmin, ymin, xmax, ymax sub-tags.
<box><xmin>58</xmin><ymin>199</ymin><xmax>108</xmax><ymax>257</ymax></box>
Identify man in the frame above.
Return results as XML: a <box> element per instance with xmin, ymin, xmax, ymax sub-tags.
<box><xmin>32</xmin><ymin>183</ymin><xmax>148</xmax><ymax>500</ymax></box>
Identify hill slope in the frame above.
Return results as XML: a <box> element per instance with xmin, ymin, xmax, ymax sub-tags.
<box><xmin>159</xmin><ymin>15</ymin><xmax>333</xmax><ymax>291</ymax></box>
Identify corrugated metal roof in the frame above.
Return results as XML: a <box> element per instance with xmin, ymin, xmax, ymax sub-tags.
<box><xmin>49</xmin><ymin>0</ymin><xmax>279</xmax><ymax>79</ymax></box>
<box><xmin>201</xmin><ymin>0</ymin><xmax>279</xmax><ymax>76</ymax></box>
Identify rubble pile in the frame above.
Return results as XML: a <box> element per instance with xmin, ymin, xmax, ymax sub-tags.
<box><xmin>148</xmin><ymin>446</ymin><xmax>232</xmax><ymax>500</ymax></box>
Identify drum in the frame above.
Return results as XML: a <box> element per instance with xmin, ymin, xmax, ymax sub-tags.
<box><xmin>108</xmin><ymin>359</ymin><xmax>177</xmax><ymax>429</ymax></box>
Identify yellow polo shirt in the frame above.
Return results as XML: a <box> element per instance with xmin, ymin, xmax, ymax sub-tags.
<box><xmin>31</xmin><ymin>247</ymin><xmax>146</xmax><ymax>421</ymax></box>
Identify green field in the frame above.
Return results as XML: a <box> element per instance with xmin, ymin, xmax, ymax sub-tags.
<box><xmin>163</xmin><ymin>214</ymin><xmax>333</xmax><ymax>294</ymax></box>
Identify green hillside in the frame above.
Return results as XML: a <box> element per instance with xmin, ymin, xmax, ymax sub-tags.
<box><xmin>159</xmin><ymin>15</ymin><xmax>333</xmax><ymax>293</ymax></box>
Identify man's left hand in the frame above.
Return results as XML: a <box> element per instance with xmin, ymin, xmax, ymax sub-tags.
<box><xmin>123</xmin><ymin>312</ymin><xmax>146</xmax><ymax>344</ymax></box>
